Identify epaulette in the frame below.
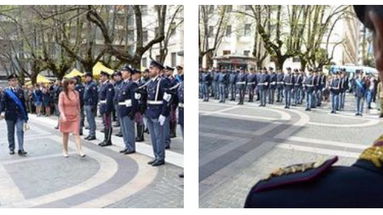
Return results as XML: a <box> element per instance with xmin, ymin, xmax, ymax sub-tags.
<box><xmin>251</xmin><ymin>156</ymin><xmax>338</xmax><ymax>193</ymax></box>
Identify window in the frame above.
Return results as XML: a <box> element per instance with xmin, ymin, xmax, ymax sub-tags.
<box><xmin>226</xmin><ymin>5</ymin><xmax>232</xmax><ymax>12</ymax></box>
<box><xmin>171</xmin><ymin>52</ymin><xmax>177</xmax><ymax>67</ymax></box>
<box><xmin>170</xmin><ymin>22</ymin><xmax>176</xmax><ymax>37</ymax></box>
<box><xmin>244</xmin><ymin>24</ymin><xmax>251</xmax><ymax>36</ymax></box>
<box><xmin>141</xmin><ymin>57</ymin><xmax>147</xmax><ymax>67</ymax></box>
<box><xmin>143</xmin><ymin>30</ymin><xmax>148</xmax><ymax>42</ymax></box>
<box><xmin>243</xmin><ymin>50</ymin><xmax>250</xmax><ymax>56</ymax></box>
<box><xmin>155</xmin><ymin>27</ymin><xmax>159</xmax><ymax>37</ymax></box>
<box><xmin>209</xmin><ymin>5</ymin><xmax>214</xmax><ymax>13</ymax></box>
<box><xmin>127</xmin><ymin>14</ymin><xmax>134</xmax><ymax>25</ymax></box>
<box><xmin>141</xmin><ymin>5</ymin><xmax>148</xmax><ymax>15</ymax></box>
<box><xmin>223</xmin><ymin>50</ymin><xmax>231</xmax><ymax>55</ymax></box>
<box><xmin>208</xmin><ymin>26</ymin><xmax>214</xmax><ymax>37</ymax></box>
<box><xmin>128</xmin><ymin>30</ymin><xmax>134</xmax><ymax>41</ymax></box>
<box><xmin>292</xmin><ymin>57</ymin><xmax>301</xmax><ymax>63</ymax></box>
<box><xmin>226</xmin><ymin>25</ymin><xmax>232</xmax><ymax>37</ymax></box>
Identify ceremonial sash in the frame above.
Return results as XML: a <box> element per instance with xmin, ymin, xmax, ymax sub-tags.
<box><xmin>4</xmin><ymin>89</ymin><xmax>28</xmax><ymax>121</ymax></box>
<box><xmin>355</xmin><ymin>79</ymin><xmax>364</xmax><ymax>90</ymax></box>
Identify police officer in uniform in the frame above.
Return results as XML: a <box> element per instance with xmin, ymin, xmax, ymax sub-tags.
<box><xmin>0</xmin><ymin>74</ymin><xmax>28</xmax><ymax>156</ymax></box>
<box><xmin>245</xmin><ymin>6</ymin><xmax>383</xmax><ymax>207</ymax></box>
<box><xmin>74</xmin><ymin>76</ymin><xmax>85</xmax><ymax>135</ymax></box>
<box><xmin>276</xmin><ymin>70</ymin><xmax>284</xmax><ymax>103</ymax></box>
<box><xmin>218</xmin><ymin>68</ymin><xmax>228</xmax><ymax>103</ymax></box>
<box><xmin>268</xmin><ymin>67</ymin><xmax>277</xmax><ymax>104</ymax></box>
<box><xmin>236</xmin><ymin>67</ymin><xmax>247</xmax><ymax>105</ymax></box>
<box><xmin>112</xmin><ymin>71</ymin><xmax>124</xmax><ymax>137</ymax></box>
<box><xmin>258</xmin><ymin>68</ymin><xmax>269</xmax><ymax>107</ymax></box>
<box><xmin>84</xmin><ymin>72</ymin><xmax>98</xmax><ymax>140</ymax></box>
<box><xmin>312</xmin><ymin>70</ymin><xmax>319</xmax><ymax>108</ymax></box>
<box><xmin>329</xmin><ymin>72</ymin><xmax>341</xmax><ymax>114</ymax></box>
<box><xmin>213</xmin><ymin>68</ymin><xmax>220</xmax><ymax>100</ymax></box>
<box><xmin>201</xmin><ymin>69</ymin><xmax>211</xmax><ymax>102</ymax></box>
<box><xmin>177</xmin><ymin>69</ymin><xmax>184</xmax><ymax>179</ymax></box>
<box><xmin>318</xmin><ymin>70</ymin><xmax>327</xmax><ymax>107</ymax></box>
<box><xmin>118</xmin><ymin>65</ymin><xmax>139</xmax><ymax>154</ymax></box>
<box><xmin>304</xmin><ymin>69</ymin><xmax>315</xmax><ymax>111</ymax></box>
<box><xmin>229</xmin><ymin>69</ymin><xmax>238</xmax><ymax>101</ymax></box>
<box><xmin>292</xmin><ymin>69</ymin><xmax>302</xmax><ymax>106</ymax></box>
<box><xmin>98</xmin><ymin>71</ymin><xmax>115</xmax><ymax>147</ymax></box>
<box><xmin>283</xmin><ymin>67</ymin><xmax>294</xmax><ymax>109</ymax></box>
<box><xmin>247</xmin><ymin>68</ymin><xmax>257</xmax><ymax>102</ymax></box>
<box><xmin>144</xmin><ymin>60</ymin><xmax>170</xmax><ymax>166</ymax></box>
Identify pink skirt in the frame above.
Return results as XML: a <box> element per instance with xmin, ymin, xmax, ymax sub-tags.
<box><xmin>59</xmin><ymin>115</ymin><xmax>80</xmax><ymax>135</ymax></box>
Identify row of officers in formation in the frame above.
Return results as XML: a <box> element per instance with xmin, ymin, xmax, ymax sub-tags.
<box><xmin>199</xmin><ymin>66</ymin><xmax>380</xmax><ymax>116</ymax></box>
<box><xmin>0</xmin><ymin>60</ymin><xmax>184</xmax><ymax>168</ymax></box>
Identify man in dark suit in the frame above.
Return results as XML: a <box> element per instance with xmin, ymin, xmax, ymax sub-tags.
<box><xmin>0</xmin><ymin>74</ymin><xmax>28</xmax><ymax>156</ymax></box>
<box><xmin>244</xmin><ymin>5</ymin><xmax>383</xmax><ymax>208</ymax></box>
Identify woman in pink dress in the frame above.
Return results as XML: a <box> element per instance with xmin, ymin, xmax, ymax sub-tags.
<box><xmin>58</xmin><ymin>79</ymin><xmax>85</xmax><ymax>157</ymax></box>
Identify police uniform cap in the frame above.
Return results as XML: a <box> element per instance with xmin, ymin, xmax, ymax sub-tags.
<box><xmin>176</xmin><ymin>65</ymin><xmax>183</xmax><ymax>70</ymax></box>
<box><xmin>100</xmin><ymin>71</ymin><xmax>110</xmax><ymax>77</ymax></box>
<box><xmin>7</xmin><ymin>73</ymin><xmax>18</xmax><ymax>80</ymax></box>
<box><xmin>165</xmin><ymin>66</ymin><xmax>175</xmax><ymax>71</ymax></box>
<box><xmin>150</xmin><ymin>60</ymin><xmax>164</xmax><ymax>70</ymax></box>
<box><xmin>84</xmin><ymin>72</ymin><xmax>93</xmax><ymax>78</ymax></box>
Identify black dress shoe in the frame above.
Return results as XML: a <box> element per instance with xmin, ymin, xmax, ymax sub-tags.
<box><xmin>113</xmin><ymin>124</ymin><xmax>120</xmax><ymax>127</ymax></box>
<box><xmin>165</xmin><ymin>146</ymin><xmax>170</xmax><ymax>149</ymax></box>
<box><xmin>87</xmin><ymin>136</ymin><xmax>96</xmax><ymax>141</ymax></box>
<box><xmin>9</xmin><ymin>151</ymin><xmax>15</xmax><ymax>155</ymax></box>
<box><xmin>84</xmin><ymin>135</ymin><xmax>90</xmax><ymax>140</ymax></box>
<box><xmin>115</xmin><ymin>132</ymin><xmax>123</xmax><ymax>137</ymax></box>
<box><xmin>152</xmin><ymin>160</ymin><xmax>165</xmax><ymax>166</ymax></box>
<box><xmin>100</xmin><ymin>142</ymin><xmax>112</xmax><ymax>147</ymax></box>
<box><xmin>98</xmin><ymin>141</ymin><xmax>106</xmax><ymax>146</ymax></box>
<box><xmin>147</xmin><ymin>159</ymin><xmax>156</xmax><ymax>165</ymax></box>
<box><xmin>18</xmin><ymin>150</ymin><xmax>27</xmax><ymax>156</ymax></box>
<box><xmin>135</xmin><ymin>137</ymin><xmax>144</xmax><ymax>142</ymax></box>
<box><xmin>120</xmin><ymin>149</ymin><xmax>128</xmax><ymax>153</ymax></box>
<box><xmin>124</xmin><ymin>150</ymin><xmax>136</xmax><ymax>155</ymax></box>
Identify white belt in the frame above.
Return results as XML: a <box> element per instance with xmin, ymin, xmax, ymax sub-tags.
<box><xmin>118</xmin><ymin>99</ymin><xmax>132</xmax><ymax>107</ymax></box>
<box><xmin>277</xmin><ymin>82</ymin><xmax>284</xmax><ymax>84</ymax></box>
<box><xmin>147</xmin><ymin>100</ymin><xmax>163</xmax><ymax>105</ymax></box>
<box><xmin>285</xmin><ymin>83</ymin><xmax>293</xmax><ymax>85</ymax></box>
<box><xmin>179</xmin><ymin>103</ymin><xmax>184</xmax><ymax>108</ymax></box>
<box><xmin>237</xmin><ymin>82</ymin><xmax>246</xmax><ymax>84</ymax></box>
<box><xmin>306</xmin><ymin>85</ymin><xmax>313</xmax><ymax>87</ymax></box>
<box><xmin>258</xmin><ymin>83</ymin><xmax>267</xmax><ymax>86</ymax></box>
<box><xmin>271</xmin><ymin>82</ymin><xmax>276</xmax><ymax>85</ymax></box>
<box><xmin>99</xmin><ymin>100</ymin><xmax>107</xmax><ymax>104</ymax></box>
<box><xmin>248</xmin><ymin>82</ymin><xmax>255</xmax><ymax>85</ymax></box>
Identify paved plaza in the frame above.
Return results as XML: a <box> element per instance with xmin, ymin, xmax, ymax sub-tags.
<box><xmin>199</xmin><ymin>94</ymin><xmax>383</xmax><ymax>208</ymax></box>
<box><xmin>0</xmin><ymin>115</ymin><xmax>183</xmax><ymax>208</ymax></box>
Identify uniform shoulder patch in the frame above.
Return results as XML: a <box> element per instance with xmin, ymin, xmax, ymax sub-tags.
<box><xmin>252</xmin><ymin>156</ymin><xmax>338</xmax><ymax>193</ymax></box>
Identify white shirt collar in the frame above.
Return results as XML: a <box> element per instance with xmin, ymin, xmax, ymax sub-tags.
<box><xmin>151</xmin><ymin>75</ymin><xmax>159</xmax><ymax>81</ymax></box>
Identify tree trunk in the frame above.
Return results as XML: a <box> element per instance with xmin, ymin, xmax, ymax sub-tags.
<box><xmin>274</xmin><ymin>56</ymin><xmax>286</xmax><ymax>71</ymax></box>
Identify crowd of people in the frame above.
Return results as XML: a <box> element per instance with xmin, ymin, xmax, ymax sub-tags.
<box><xmin>0</xmin><ymin>60</ymin><xmax>184</xmax><ymax>171</ymax></box>
<box><xmin>199</xmin><ymin>66</ymin><xmax>382</xmax><ymax>117</ymax></box>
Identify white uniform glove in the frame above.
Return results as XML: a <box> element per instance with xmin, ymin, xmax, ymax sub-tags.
<box><xmin>159</xmin><ymin>115</ymin><xmax>166</xmax><ymax>126</ymax></box>
<box><xmin>163</xmin><ymin>92</ymin><xmax>172</xmax><ymax>102</ymax></box>
<box><xmin>134</xmin><ymin>92</ymin><xmax>141</xmax><ymax>100</ymax></box>
<box><xmin>0</xmin><ymin>113</ymin><xmax>4</xmax><ymax>120</ymax></box>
